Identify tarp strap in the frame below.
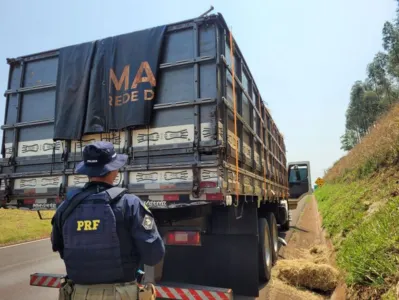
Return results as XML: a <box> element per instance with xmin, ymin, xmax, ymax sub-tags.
<box><xmin>258</xmin><ymin>95</ymin><xmax>267</xmax><ymax>200</ymax></box>
<box><xmin>146</xmin><ymin>125</ymin><xmax>150</xmax><ymax>170</ymax></box>
<box><xmin>229</xmin><ymin>28</ymin><xmax>239</xmax><ymax>208</ymax></box>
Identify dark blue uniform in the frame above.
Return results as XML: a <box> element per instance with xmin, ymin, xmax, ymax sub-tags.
<box><xmin>51</xmin><ymin>182</ymin><xmax>165</xmax><ymax>284</ymax></box>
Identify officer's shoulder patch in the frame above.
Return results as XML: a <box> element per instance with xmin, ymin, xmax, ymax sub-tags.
<box><xmin>137</xmin><ymin>199</ymin><xmax>152</xmax><ymax>214</ymax></box>
<box><xmin>142</xmin><ymin>214</ymin><xmax>154</xmax><ymax>231</ymax></box>
<box><xmin>142</xmin><ymin>202</ymin><xmax>151</xmax><ymax>213</ymax></box>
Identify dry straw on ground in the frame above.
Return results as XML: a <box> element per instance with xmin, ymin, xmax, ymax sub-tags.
<box><xmin>295</xmin><ymin>244</ymin><xmax>332</xmax><ymax>265</ymax></box>
<box><xmin>308</xmin><ymin>245</ymin><xmax>332</xmax><ymax>265</ymax></box>
<box><xmin>325</xmin><ymin>103</ymin><xmax>399</xmax><ymax>182</ymax></box>
<box><xmin>268</xmin><ymin>276</ymin><xmax>325</xmax><ymax>300</ymax></box>
<box><xmin>275</xmin><ymin>259</ymin><xmax>340</xmax><ymax>293</ymax></box>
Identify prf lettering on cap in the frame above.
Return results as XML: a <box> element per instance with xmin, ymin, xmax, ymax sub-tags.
<box><xmin>76</xmin><ymin>220</ymin><xmax>101</xmax><ymax>231</ymax></box>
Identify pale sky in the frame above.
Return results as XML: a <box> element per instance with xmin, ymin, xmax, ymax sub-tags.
<box><xmin>0</xmin><ymin>0</ymin><xmax>397</xmax><ymax>183</ymax></box>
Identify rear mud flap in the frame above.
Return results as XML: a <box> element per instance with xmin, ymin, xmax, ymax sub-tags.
<box><xmin>161</xmin><ymin>234</ymin><xmax>259</xmax><ymax>297</ymax></box>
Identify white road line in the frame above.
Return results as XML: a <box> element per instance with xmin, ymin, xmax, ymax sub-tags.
<box><xmin>0</xmin><ymin>238</ymin><xmax>50</xmax><ymax>250</ymax></box>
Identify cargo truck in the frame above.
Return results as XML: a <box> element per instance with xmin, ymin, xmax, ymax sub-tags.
<box><xmin>0</xmin><ymin>11</ymin><xmax>311</xmax><ymax>298</ymax></box>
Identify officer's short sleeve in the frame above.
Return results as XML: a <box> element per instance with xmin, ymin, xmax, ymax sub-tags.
<box><xmin>124</xmin><ymin>195</ymin><xmax>165</xmax><ymax>266</ymax></box>
<box><xmin>51</xmin><ymin>206</ymin><xmax>64</xmax><ymax>256</ymax></box>
<box><xmin>50</xmin><ymin>188</ymin><xmax>81</xmax><ymax>257</ymax></box>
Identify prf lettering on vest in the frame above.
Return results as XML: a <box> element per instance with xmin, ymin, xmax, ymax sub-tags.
<box><xmin>108</xmin><ymin>62</ymin><xmax>156</xmax><ymax>107</ymax></box>
<box><xmin>77</xmin><ymin>220</ymin><xmax>101</xmax><ymax>231</ymax></box>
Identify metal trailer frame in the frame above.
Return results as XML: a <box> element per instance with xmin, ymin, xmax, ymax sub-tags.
<box><xmin>0</xmin><ymin>12</ymin><xmax>288</xmax><ymax>211</ymax></box>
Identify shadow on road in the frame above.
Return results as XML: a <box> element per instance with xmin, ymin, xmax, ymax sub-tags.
<box><xmin>290</xmin><ymin>226</ymin><xmax>309</xmax><ymax>233</ymax></box>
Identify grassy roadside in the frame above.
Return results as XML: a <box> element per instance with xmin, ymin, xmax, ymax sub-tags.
<box><xmin>315</xmin><ymin>173</ymin><xmax>399</xmax><ymax>299</ymax></box>
<box><xmin>0</xmin><ymin>209</ymin><xmax>54</xmax><ymax>246</ymax></box>
<box><xmin>314</xmin><ymin>103</ymin><xmax>399</xmax><ymax>299</ymax></box>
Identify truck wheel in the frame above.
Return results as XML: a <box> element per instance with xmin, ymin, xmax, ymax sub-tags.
<box><xmin>280</xmin><ymin>219</ymin><xmax>290</xmax><ymax>232</ymax></box>
<box><xmin>258</xmin><ymin>218</ymin><xmax>272</xmax><ymax>282</ymax></box>
<box><xmin>265</xmin><ymin>212</ymin><xmax>278</xmax><ymax>265</ymax></box>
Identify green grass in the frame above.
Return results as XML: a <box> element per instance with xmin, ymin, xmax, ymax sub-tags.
<box><xmin>0</xmin><ymin>209</ymin><xmax>54</xmax><ymax>246</ymax></box>
<box><xmin>315</xmin><ymin>177</ymin><xmax>399</xmax><ymax>290</ymax></box>
<box><xmin>316</xmin><ymin>182</ymin><xmax>368</xmax><ymax>243</ymax></box>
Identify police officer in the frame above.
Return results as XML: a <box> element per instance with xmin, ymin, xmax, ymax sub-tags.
<box><xmin>51</xmin><ymin>141</ymin><xmax>165</xmax><ymax>300</ymax></box>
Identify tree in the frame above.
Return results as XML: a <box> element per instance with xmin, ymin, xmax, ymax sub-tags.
<box><xmin>367</xmin><ymin>52</ymin><xmax>394</xmax><ymax>104</ymax></box>
<box><xmin>340</xmin><ymin>130</ymin><xmax>358</xmax><ymax>151</ymax></box>
<box><xmin>363</xmin><ymin>90</ymin><xmax>383</xmax><ymax>125</ymax></box>
<box><xmin>339</xmin><ymin>2</ymin><xmax>399</xmax><ymax>151</ymax></box>
<box><xmin>382</xmin><ymin>21</ymin><xmax>399</xmax><ymax>80</ymax></box>
<box><xmin>346</xmin><ymin>81</ymin><xmax>369</xmax><ymax>136</ymax></box>
<box><xmin>341</xmin><ymin>82</ymin><xmax>384</xmax><ymax>151</ymax></box>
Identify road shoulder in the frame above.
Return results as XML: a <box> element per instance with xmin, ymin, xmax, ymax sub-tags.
<box><xmin>267</xmin><ymin>196</ymin><xmax>340</xmax><ymax>300</ymax></box>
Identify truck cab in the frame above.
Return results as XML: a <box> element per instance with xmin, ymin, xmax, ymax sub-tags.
<box><xmin>287</xmin><ymin>161</ymin><xmax>312</xmax><ymax>210</ymax></box>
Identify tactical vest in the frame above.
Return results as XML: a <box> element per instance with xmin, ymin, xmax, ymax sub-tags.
<box><xmin>61</xmin><ymin>187</ymin><xmax>138</xmax><ymax>284</ymax></box>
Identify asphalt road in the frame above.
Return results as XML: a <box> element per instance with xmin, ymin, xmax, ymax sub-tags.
<box><xmin>0</xmin><ymin>196</ymin><xmax>309</xmax><ymax>300</ymax></box>
<box><xmin>0</xmin><ymin>239</ymin><xmax>65</xmax><ymax>299</ymax></box>
<box><xmin>279</xmin><ymin>195</ymin><xmax>310</xmax><ymax>253</ymax></box>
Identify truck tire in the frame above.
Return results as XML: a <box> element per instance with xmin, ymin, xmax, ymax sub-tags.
<box><xmin>265</xmin><ymin>212</ymin><xmax>278</xmax><ymax>265</ymax></box>
<box><xmin>258</xmin><ymin>218</ymin><xmax>272</xmax><ymax>282</ymax></box>
<box><xmin>278</xmin><ymin>206</ymin><xmax>287</xmax><ymax>225</ymax></box>
<box><xmin>280</xmin><ymin>219</ymin><xmax>290</xmax><ymax>232</ymax></box>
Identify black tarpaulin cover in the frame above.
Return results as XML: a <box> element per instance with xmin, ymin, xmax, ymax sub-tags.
<box><xmin>53</xmin><ymin>25</ymin><xmax>166</xmax><ymax>140</ymax></box>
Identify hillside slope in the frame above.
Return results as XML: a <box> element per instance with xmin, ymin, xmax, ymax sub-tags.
<box><xmin>315</xmin><ymin>104</ymin><xmax>399</xmax><ymax>299</ymax></box>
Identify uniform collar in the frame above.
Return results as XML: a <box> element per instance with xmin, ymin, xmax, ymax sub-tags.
<box><xmin>83</xmin><ymin>181</ymin><xmax>114</xmax><ymax>191</ymax></box>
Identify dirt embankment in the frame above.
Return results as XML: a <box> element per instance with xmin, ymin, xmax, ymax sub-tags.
<box><xmin>267</xmin><ymin>196</ymin><xmax>344</xmax><ymax>300</ymax></box>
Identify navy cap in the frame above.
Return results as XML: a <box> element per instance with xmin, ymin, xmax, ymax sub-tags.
<box><xmin>75</xmin><ymin>141</ymin><xmax>128</xmax><ymax>177</ymax></box>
